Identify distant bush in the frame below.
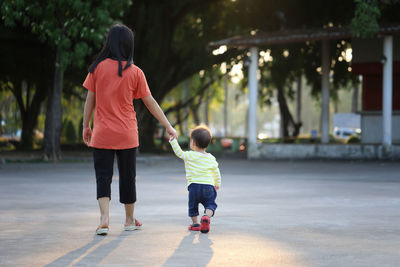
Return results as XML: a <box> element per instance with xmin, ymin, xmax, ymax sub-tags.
<box><xmin>259</xmin><ymin>136</ymin><xmax>342</xmax><ymax>144</ymax></box>
<box><xmin>64</xmin><ymin>120</ymin><xmax>77</xmax><ymax>142</ymax></box>
<box><xmin>79</xmin><ymin>117</ymin><xmax>83</xmax><ymax>143</ymax></box>
<box><xmin>0</xmin><ymin>137</ymin><xmax>15</xmax><ymax>150</ymax></box>
<box><xmin>347</xmin><ymin>135</ymin><xmax>360</xmax><ymax>144</ymax></box>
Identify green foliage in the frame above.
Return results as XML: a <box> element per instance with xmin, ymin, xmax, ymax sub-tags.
<box><xmin>351</xmin><ymin>0</ymin><xmax>381</xmax><ymax>38</ymax></box>
<box><xmin>79</xmin><ymin>117</ymin><xmax>83</xmax><ymax>142</ymax></box>
<box><xmin>347</xmin><ymin>135</ymin><xmax>360</xmax><ymax>144</ymax></box>
<box><xmin>0</xmin><ymin>87</ymin><xmax>19</xmax><ymax>136</ymax></box>
<box><xmin>127</xmin><ymin>0</ymin><xmax>239</xmax><ymax>98</ymax></box>
<box><xmin>63</xmin><ymin>119</ymin><xmax>77</xmax><ymax>142</ymax></box>
<box><xmin>1</xmin><ymin>0</ymin><xmax>132</xmax><ymax>69</ymax></box>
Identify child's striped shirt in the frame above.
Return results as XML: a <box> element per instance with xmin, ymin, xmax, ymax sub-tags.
<box><xmin>169</xmin><ymin>138</ymin><xmax>221</xmax><ymax>187</ymax></box>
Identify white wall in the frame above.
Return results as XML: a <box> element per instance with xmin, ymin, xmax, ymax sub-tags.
<box><xmin>361</xmin><ymin>111</ymin><xmax>400</xmax><ymax>144</ymax></box>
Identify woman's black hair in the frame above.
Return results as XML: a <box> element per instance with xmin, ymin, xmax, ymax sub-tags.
<box><xmin>88</xmin><ymin>24</ymin><xmax>134</xmax><ymax>77</ymax></box>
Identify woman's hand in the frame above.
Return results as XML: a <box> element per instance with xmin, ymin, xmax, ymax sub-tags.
<box><xmin>167</xmin><ymin>126</ymin><xmax>178</xmax><ymax>140</ymax></box>
<box><xmin>83</xmin><ymin>127</ymin><xmax>92</xmax><ymax>146</ymax></box>
<box><xmin>82</xmin><ymin>91</ymin><xmax>95</xmax><ymax>146</ymax></box>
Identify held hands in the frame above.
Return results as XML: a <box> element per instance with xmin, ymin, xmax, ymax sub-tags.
<box><xmin>82</xmin><ymin>126</ymin><xmax>92</xmax><ymax>146</ymax></box>
<box><xmin>167</xmin><ymin>126</ymin><xmax>178</xmax><ymax>141</ymax></box>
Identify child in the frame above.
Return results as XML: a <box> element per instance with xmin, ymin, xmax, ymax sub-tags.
<box><xmin>169</xmin><ymin>125</ymin><xmax>221</xmax><ymax>233</ymax></box>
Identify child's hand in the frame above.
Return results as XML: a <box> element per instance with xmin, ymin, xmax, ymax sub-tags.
<box><xmin>215</xmin><ymin>186</ymin><xmax>219</xmax><ymax>191</ymax></box>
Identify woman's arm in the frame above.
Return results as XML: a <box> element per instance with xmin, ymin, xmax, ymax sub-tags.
<box><xmin>142</xmin><ymin>95</ymin><xmax>178</xmax><ymax>139</ymax></box>
<box><xmin>82</xmin><ymin>90</ymin><xmax>95</xmax><ymax>146</ymax></box>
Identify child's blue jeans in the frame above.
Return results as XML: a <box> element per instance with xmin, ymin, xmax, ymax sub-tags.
<box><xmin>188</xmin><ymin>183</ymin><xmax>217</xmax><ymax>217</ymax></box>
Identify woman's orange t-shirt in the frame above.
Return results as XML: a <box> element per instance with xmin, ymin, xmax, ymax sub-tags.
<box><xmin>83</xmin><ymin>59</ymin><xmax>151</xmax><ymax>149</ymax></box>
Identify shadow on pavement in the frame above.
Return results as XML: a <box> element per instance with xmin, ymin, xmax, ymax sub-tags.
<box><xmin>45</xmin><ymin>231</ymin><xmax>131</xmax><ymax>266</ymax></box>
<box><xmin>163</xmin><ymin>232</ymin><xmax>213</xmax><ymax>267</ymax></box>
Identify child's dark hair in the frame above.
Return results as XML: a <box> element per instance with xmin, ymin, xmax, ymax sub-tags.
<box><xmin>88</xmin><ymin>24</ymin><xmax>134</xmax><ymax>77</ymax></box>
<box><xmin>191</xmin><ymin>125</ymin><xmax>212</xmax><ymax>149</ymax></box>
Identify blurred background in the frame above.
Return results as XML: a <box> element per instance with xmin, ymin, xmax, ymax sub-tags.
<box><xmin>1</xmin><ymin>0</ymin><xmax>399</xmax><ymax>160</ymax></box>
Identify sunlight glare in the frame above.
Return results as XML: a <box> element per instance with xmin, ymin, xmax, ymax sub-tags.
<box><xmin>220</xmin><ymin>62</ymin><xmax>227</xmax><ymax>74</ymax></box>
<box><xmin>283</xmin><ymin>49</ymin><xmax>289</xmax><ymax>58</ymax></box>
<box><xmin>229</xmin><ymin>62</ymin><xmax>244</xmax><ymax>84</ymax></box>
<box><xmin>345</xmin><ymin>48</ymin><xmax>352</xmax><ymax>62</ymax></box>
<box><xmin>212</xmin><ymin>45</ymin><xmax>227</xmax><ymax>56</ymax></box>
<box><xmin>263</xmin><ymin>49</ymin><xmax>272</xmax><ymax>62</ymax></box>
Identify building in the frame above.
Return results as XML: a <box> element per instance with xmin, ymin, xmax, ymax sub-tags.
<box><xmin>352</xmin><ymin>37</ymin><xmax>400</xmax><ymax>144</ymax></box>
<box><xmin>210</xmin><ymin>26</ymin><xmax>400</xmax><ymax>159</ymax></box>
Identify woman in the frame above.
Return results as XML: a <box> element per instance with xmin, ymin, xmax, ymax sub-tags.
<box><xmin>82</xmin><ymin>24</ymin><xmax>177</xmax><ymax>235</ymax></box>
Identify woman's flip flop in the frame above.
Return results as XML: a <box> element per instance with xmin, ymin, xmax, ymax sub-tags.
<box><xmin>124</xmin><ymin>219</ymin><xmax>142</xmax><ymax>231</ymax></box>
<box><xmin>96</xmin><ymin>225</ymin><xmax>109</xmax><ymax>235</ymax></box>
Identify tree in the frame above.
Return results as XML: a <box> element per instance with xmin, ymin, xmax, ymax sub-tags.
<box><xmin>1</xmin><ymin>0</ymin><xmax>131</xmax><ymax>160</ymax></box>
<box><xmin>351</xmin><ymin>0</ymin><xmax>381</xmax><ymax>38</ymax></box>
<box><xmin>63</xmin><ymin>119</ymin><xmax>77</xmax><ymax>142</ymax></box>
<box><xmin>124</xmin><ymin>0</ymin><xmax>363</xmax><ymax>146</ymax></box>
<box><xmin>226</xmin><ymin>0</ymin><xmax>400</xmax><ymax>139</ymax></box>
<box><xmin>162</xmin><ymin>69</ymin><xmax>222</xmax><ymax>135</ymax></box>
<box><xmin>0</xmin><ymin>24</ymin><xmax>53</xmax><ymax>149</ymax></box>
<box><xmin>125</xmin><ymin>0</ymin><xmax>239</xmax><ymax>151</ymax></box>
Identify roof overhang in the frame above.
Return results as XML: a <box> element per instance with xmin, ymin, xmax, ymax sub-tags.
<box><xmin>209</xmin><ymin>25</ymin><xmax>400</xmax><ymax>49</ymax></box>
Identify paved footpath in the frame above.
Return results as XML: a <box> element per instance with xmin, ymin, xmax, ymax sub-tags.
<box><xmin>0</xmin><ymin>157</ymin><xmax>399</xmax><ymax>267</ymax></box>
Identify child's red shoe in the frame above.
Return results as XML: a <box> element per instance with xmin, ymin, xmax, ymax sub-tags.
<box><xmin>200</xmin><ymin>215</ymin><xmax>210</xmax><ymax>233</ymax></box>
<box><xmin>188</xmin><ymin>223</ymin><xmax>201</xmax><ymax>231</ymax></box>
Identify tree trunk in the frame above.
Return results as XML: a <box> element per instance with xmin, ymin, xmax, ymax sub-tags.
<box><xmin>204</xmin><ymin>85</ymin><xmax>210</xmax><ymax>125</ymax></box>
<box><xmin>296</xmin><ymin>76</ymin><xmax>302</xmax><ymax>124</ymax></box>
<box><xmin>176</xmin><ymin>107</ymin><xmax>184</xmax><ymax>136</ymax></box>
<box><xmin>134</xmin><ymin>99</ymin><xmax>157</xmax><ymax>152</ymax></box>
<box><xmin>138</xmin><ymin>112</ymin><xmax>157</xmax><ymax>152</ymax></box>
<box><xmin>277</xmin><ymin>87</ymin><xmax>290</xmax><ymax>138</ymax></box>
<box><xmin>182</xmin><ymin>79</ymin><xmax>189</xmax><ymax>136</ymax></box>
<box><xmin>44</xmin><ymin>47</ymin><xmax>64</xmax><ymax>161</ymax></box>
<box><xmin>277</xmin><ymin>86</ymin><xmax>302</xmax><ymax>140</ymax></box>
<box><xmin>22</xmin><ymin>85</ymin><xmax>47</xmax><ymax>149</ymax></box>
<box><xmin>191</xmin><ymin>105</ymin><xmax>200</xmax><ymax>125</ymax></box>
<box><xmin>11</xmin><ymin>80</ymin><xmax>46</xmax><ymax>149</ymax></box>
<box><xmin>224</xmin><ymin>74</ymin><xmax>228</xmax><ymax>137</ymax></box>
<box><xmin>20</xmin><ymin>96</ymin><xmax>45</xmax><ymax>149</ymax></box>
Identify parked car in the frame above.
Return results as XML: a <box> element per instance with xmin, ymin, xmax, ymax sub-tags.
<box><xmin>333</xmin><ymin>127</ymin><xmax>361</xmax><ymax>141</ymax></box>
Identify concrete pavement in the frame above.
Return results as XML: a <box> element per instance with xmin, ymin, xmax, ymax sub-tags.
<box><xmin>0</xmin><ymin>157</ymin><xmax>399</xmax><ymax>266</ymax></box>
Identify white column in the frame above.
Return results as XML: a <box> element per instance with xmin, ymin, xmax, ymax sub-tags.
<box><xmin>321</xmin><ymin>39</ymin><xmax>330</xmax><ymax>144</ymax></box>
<box><xmin>382</xmin><ymin>35</ymin><xmax>393</xmax><ymax>149</ymax></box>
<box><xmin>248</xmin><ymin>46</ymin><xmax>259</xmax><ymax>156</ymax></box>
